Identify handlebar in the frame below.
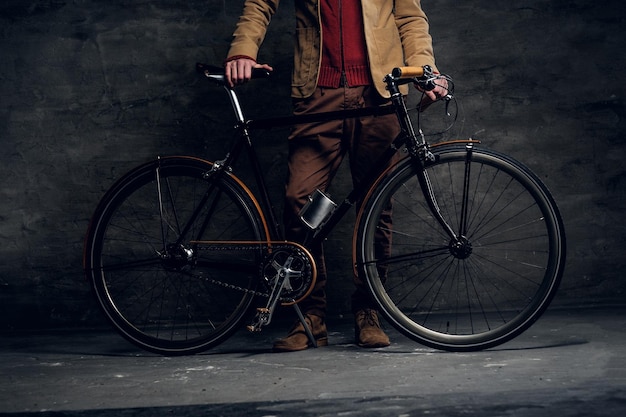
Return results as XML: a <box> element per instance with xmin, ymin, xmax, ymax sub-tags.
<box><xmin>389</xmin><ymin>65</ymin><xmax>437</xmax><ymax>91</ymax></box>
<box><xmin>392</xmin><ymin>66</ymin><xmax>428</xmax><ymax>79</ymax></box>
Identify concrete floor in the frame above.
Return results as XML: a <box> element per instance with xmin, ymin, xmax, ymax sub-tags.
<box><xmin>1</xmin><ymin>306</ymin><xmax>625</xmax><ymax>416</ymax></box>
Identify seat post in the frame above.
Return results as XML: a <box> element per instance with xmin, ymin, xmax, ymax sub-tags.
<box><xmin>224</xmin><ymin>86</ymin><xmax>247</xmax><ymax>126</ymax></box>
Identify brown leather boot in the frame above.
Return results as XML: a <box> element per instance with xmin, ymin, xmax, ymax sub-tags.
<box><xmin>272</xmin><ymin>314</ymin><xmax>328</xmax><ymax>352</ymax></box>
<box><xmin>355</xmin><ymin>309</ymin><xmax>390</xmax><ymax>348</ymax></box>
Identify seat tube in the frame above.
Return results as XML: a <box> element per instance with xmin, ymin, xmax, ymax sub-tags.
<box><xmin>223</xmin><ymin>86</ymin><xmax>282</xmax><ymax>238</ymax></box>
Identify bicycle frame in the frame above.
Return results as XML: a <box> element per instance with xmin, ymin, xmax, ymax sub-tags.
<box><xmin>209</xmin><ymin>75</ymin><xmax>461</xmax><ymax>250</ymax></box>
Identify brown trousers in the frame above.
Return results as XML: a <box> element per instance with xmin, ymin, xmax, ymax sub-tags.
<box><xmin>283</xmin><ymin>85</ymin><xmax>400</xmax><ymax>318</ymax></box>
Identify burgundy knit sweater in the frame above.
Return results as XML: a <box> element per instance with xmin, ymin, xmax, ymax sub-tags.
<box><xmin>318</xmin><ymin>0</ymin><xmax>371</xmax><ymax>88</ymax></box>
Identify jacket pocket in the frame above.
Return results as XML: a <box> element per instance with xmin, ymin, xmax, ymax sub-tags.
<box><xmin>292</xmin><ymin>27</ymin><xmax>319</xmax><ymax>88</ymax></box>
<box><xmin>369</xmin><ymin>26</ymin><xmax>404</xmax><ymax>71</ymax></box>
<box><xmin>368</xmin><ymin>26</ymin><xmax>406</xmax><ymax>96</ymax></box>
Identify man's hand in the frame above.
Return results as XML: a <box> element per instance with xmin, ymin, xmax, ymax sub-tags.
<box><xmin>224</xmin><ymin>58</ymin><xmax>273</xmax><ymax>88</ymax></box>
<box><xmin>418</xmin><ymin>75</ymin><xmax>450</xmax><ymax>102</ymax></box>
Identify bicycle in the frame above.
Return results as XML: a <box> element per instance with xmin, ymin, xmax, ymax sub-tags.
<box><xmin>83</xmin><ymin>63</ymin><xmax>566</xmax><ymax>355</ymax></box>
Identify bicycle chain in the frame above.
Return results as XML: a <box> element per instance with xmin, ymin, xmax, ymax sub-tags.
<box><xmin>194</xmin><ymin>242</ymin><xmax>310</xmax><ymax>299</ymax></box>
<box><xmin>204</xmin><ymin>276</ymin><xmax>269</xmax><ymax>298</ymax></box>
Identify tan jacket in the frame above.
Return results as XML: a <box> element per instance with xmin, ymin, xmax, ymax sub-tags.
<box><xmin>227</xmin><ymin>0</ymin><xmax>438</xmax><ymax>98</ymax></box>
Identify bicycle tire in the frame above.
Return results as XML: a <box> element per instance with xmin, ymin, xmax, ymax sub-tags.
<box><xmin>355</xmin><ymin>144</ymin><xmax>566</xmax><ymax>351</ymax></box>
<box><xmin>84</xmin><ymin>156</ymin><xmax>267</xmax><ymax>355</ymax></box>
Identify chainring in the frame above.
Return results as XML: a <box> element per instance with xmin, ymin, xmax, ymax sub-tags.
<box><xmin>260</xmin><ymin>243</ymin><xmax>316</xmax><ymax>305</ymax></box>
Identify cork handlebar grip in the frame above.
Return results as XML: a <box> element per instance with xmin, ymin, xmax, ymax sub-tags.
<box><xmin>391</xmin><ymin>66</ymin><xmax>426</xmax><ymax>79</ymax></box>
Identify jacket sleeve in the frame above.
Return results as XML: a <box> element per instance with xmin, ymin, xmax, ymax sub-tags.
<box><xmin>394</xmin><ymin>0</ymin><xmax>439</xmax><ymax>73</ymax></box>
<box><xmin>226</xmin><ymin>0</ymin><xmax>281</xmax><ymax>61</ymax></box>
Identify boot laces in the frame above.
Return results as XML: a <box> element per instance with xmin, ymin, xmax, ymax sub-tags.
<box><xmin>358</xmin><ymin>309</ymin><xmax>380</xmax><ymax>328</ymax></box>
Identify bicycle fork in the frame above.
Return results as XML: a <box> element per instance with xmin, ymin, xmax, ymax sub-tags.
<box><xmin>413</xmin><ymin>142</ymin><xmax>477</xmax><ymax>244</ymax></box>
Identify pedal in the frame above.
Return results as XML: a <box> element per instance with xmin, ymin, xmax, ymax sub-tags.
<box><xmin>246</xmin><ymin>307</ymin><xmax>270</xmax><ymax>332</ymax></box>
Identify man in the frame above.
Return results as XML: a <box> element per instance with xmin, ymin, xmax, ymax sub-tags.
<box><xmin>224</xmin><ymin>0</ymin><xmax>449</xmax><ymax>351</ymax></box>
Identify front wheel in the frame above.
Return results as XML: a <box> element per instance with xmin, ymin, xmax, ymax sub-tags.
<box><xmin>355</xmin><ymin>145</ymin><xmax>566</xmax><ymax>351</ymax></box>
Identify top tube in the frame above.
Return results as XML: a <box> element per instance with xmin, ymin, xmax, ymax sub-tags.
<box><xmin>195</xmin><ymin>62</ymin><xmax>430</xmax><ymax>129</ymax></box>
<box><xmin>195</xmin><ymin>62</ymin><xmax>449</xmax><ymax>149</ymax></box>
<box><xmin>196</xmin><ymin>62</ymin><xmax>398</xmax><ymax>130</ymax></box>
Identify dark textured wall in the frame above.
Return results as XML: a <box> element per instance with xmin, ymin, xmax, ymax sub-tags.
<box><xmin>1</xmin><ymin>0</ymin><xmax>624</xmax><ymax>330</ymax></box>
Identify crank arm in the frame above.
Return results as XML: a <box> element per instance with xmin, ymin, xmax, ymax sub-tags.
<box><xmin>247</xmin><ymin>276</ymin><xmax>285</xmax><ymax>332</ymax></box>
<box><xmin>247</xmin><ymin>256</ymin><xmax>296</xmax><ymax>332</ymax></box>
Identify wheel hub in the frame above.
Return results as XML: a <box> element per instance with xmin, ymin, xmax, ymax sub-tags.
<box><xmin>160</xmin><ymin>244</ymin><xmax>194</xmax><ymax>270</ymax></box>
<box><xmin>449</xmin><ymin>236</ymin><xmax>473</xmax><ymax>259</ymax></box>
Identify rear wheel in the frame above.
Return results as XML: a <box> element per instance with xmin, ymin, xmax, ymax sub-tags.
<box><xmin>84</xmin><ymin>157</ymin><xmax>267</xmax><ymax>355</ymax></box>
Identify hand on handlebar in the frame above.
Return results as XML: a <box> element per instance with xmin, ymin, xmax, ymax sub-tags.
<box><xmin>224</xmin><ymin>58</ymin><xmax>274</xmax><ymax>88</ymax></box>
<box><xmin>416</xmin><ymin>74</ymin><xmax>450</xmax><ymax>102</ymax></box>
